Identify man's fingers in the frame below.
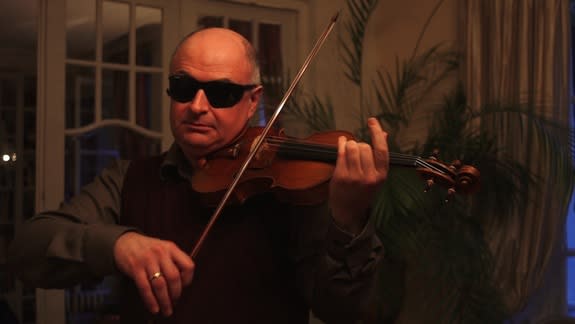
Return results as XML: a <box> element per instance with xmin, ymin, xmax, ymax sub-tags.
<box><xmin>367</xmin><ymin>117</ymin><xmax>389</xmax><ymax>172</ymax></box>
<box><xmin>343</xmin><ymin>140</ymin><xmax>361</xmax><ymax>175</ymax></box>
<box><xmin>149</xmin><ymin>269</ymin><xmax>173</xmax><ymax>316</ymax></box>
<box><xmin>134</xmin><ymin>270</ymin><xmax>160</xmax><ymax>314</ymax></box>
<box><xmin>172</xmin><ymin>251</ymin><xmax>195</xmax><ymax>286</ymax></box>
<box><xmin>334</xmin><ymin>136</ymin><xmax>348</xmax><ymax>178</ymax></box>
<box><xmin>357</xmin><ymin>143</ymin><xmax>379</xmax><ymax>184</ymax></box>
<box><xmin>160</xmin><ymin>257</ymin><xmax>183</xmax><ymax>302</ymax></box>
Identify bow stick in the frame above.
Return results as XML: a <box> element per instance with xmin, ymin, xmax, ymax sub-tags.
<box><xmin>190</xmin><ymin>12</ymin><xmax>340</xmax><ymax>259</ymax></box>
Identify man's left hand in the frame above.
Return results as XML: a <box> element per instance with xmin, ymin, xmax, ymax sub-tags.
<box><xmin>329</xmin><ymin>117</ymin><xmax>389</xmax><ymax>235</ymax></box>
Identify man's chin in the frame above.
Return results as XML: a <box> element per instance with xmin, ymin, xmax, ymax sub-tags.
<box><xmin>177</xmin><ymin>136</ymin><xmax>219</xmax><ymax>157</ymax></box>
<box><xmin>180</xmin><ymin>132</ymin><xmax>212</xmax><ymax>145</ymax></box>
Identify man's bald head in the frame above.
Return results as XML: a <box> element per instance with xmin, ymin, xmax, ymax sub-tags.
<box><xmin>170</xmin><ymin>28</ymin><xmax>261</xmax><ymax>84</ymax></box>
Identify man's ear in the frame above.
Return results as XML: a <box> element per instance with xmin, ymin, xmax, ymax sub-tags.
<box><xmin>247</xmin><ymin>86</ymin><xmax>263</xmax><ymax>117</ymax></box>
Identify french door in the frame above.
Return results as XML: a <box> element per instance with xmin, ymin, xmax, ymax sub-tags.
<box><xmin>38</xmin><ymin>0</ymin><xmax>177</xmax><ymax>323</ymax></box>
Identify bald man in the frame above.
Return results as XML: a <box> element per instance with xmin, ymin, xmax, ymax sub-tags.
<box><xmin>10</xmin><ymin>28</ymin><xmax>387</xmax><ymax>324</ymax></box>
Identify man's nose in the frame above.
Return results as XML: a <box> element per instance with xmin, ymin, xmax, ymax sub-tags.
<box><xmin>187</xmin><ymin>89</ymin><xmax>210</xmax><ymax>113</ymax></box>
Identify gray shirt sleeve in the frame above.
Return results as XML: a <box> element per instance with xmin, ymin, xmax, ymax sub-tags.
<box><xmin>8</xmin><ymin>159</ymin><xmax>137</xmax><ymax>287</ymax></box>
<box><xmin>290</xmin><ymin>203</ymin><xmax>383</xmax><ymax>323</ymax></box>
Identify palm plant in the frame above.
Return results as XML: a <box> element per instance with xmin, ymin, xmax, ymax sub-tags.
<box><xmin>287</xmin><ymin>0</ymin><xmax>575</xmax><ymax>323</ymax></box>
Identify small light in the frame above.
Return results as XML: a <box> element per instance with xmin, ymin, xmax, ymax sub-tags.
<box><xmin>11</xmin><ymin>153</ymin><xmax>17</xmax><ymax>162</ymax></box>
<box><xmin>2</xmin><ymin>154</ymin><xmax>9</xmax><ymax>162</ymax></box>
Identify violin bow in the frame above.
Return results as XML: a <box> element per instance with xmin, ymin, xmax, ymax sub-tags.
<box><xmin>190</xmin><ymin>12</ymin><xmax>340</xmax><ymax>259</ymax></box>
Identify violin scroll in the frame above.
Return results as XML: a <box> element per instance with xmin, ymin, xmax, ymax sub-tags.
<box><xmin>415</xmin><ymin>151</ymin><xmax>480</xmax><ymax>201</ymax></box>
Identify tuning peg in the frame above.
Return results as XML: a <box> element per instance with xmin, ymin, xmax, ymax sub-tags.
<box><xmin>429</xmin><ymin>149</ymin><xmax>440</xmax><ymax>161</ymax></box>
<box><xmin>450</xmin><ymin>159</ymin><xmax>462</xmax><ymax>171</ymax></box>
<box><xmin>456</xmin><ymin>165</ymin><xmax>481</xmax><ymax>194</ymax></box>
<box><xmin>445</xmin><ymin>187</ymin><xmax>456</xmax><ymax>202</ymax></box>
<box><xmin>424</xmin><ymin>178</ymin><xmax>434</xmax><ymax>192</ymax></box>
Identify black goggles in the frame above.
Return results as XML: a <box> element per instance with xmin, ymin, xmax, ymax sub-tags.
<box><xmin>166</xmin><ymin>74</ymin><xmax>258</xmax><ymax>108</ymax></box>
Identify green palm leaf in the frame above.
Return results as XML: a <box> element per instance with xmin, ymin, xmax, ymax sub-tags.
<box><xmin>340</xmin><ymin>0</ymin><xmax>379</xmax><ymax>86</ymax></box>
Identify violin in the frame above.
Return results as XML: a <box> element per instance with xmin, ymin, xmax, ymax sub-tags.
<box><xmin>191</xmin><ymin>126</ymin><xmax>481</xmax><ymax>207</ymax></box>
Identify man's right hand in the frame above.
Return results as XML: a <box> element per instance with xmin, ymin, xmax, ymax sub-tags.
<box><xmin>113</xmin><ymin>232</ymin><xmax>195</xmax><ymax>317</ymax></box>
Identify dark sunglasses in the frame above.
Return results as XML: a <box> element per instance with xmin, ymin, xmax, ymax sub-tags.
<box><xmin>166</xmin><ymin>74</ymin><xmax>258</xmax><ymax>108</ymax></box>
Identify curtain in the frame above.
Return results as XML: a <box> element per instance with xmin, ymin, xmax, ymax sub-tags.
<box><xmin>461</xmin><ymin>0</ymin><xmax>571</xmax><ymax>320</ymax></box>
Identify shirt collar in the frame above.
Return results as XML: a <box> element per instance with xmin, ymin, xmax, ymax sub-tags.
<box><xmin>160</xmin><ymin>143</ymin><xmax>193</xmax><ymax>181</ymax></box>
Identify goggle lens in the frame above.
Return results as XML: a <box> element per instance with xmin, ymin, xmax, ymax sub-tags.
<box><xmin>167</xmin><ymin>74</ymin><xmax>257</xmax><ymax>108</ymax></box>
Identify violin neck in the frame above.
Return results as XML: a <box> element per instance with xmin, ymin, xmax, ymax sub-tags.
<box><xmin>274</xmin><ymin>138</ymin><xmax>421</xmax><ymax>168</ymax></box>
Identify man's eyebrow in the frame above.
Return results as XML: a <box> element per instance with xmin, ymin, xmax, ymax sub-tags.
<box><xmin>209</xmin><ymin>78</ymin><xmax>234</xmax><ymax>83</ymax></box>
<box><xmin>171</xmin><ymin>71</ymin><xmax>234</xmax><ymax>83</ymax></box>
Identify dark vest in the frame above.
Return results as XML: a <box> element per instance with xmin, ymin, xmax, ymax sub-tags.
<box><xmin>119</xmin><ymin>155</ymin><xmax>309</xmax><ymax>324</ymax></box>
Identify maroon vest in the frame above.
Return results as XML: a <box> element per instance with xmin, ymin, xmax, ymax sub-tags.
<box><xmin>119</xmin><ymin>155</ymin><xmax>309</xmax><ymax>324</ymax></box>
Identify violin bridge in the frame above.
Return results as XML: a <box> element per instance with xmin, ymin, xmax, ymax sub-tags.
<box><xmin>250</xmin><ymin>135</ymin><xmax>266</xmax><ymax>159</ymax></box>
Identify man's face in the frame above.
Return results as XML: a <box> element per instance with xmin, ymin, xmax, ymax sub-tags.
<box><xmin>169</xmin><ymin>30</ymin><xmax>262</xmax><ymax>159</ymax></box>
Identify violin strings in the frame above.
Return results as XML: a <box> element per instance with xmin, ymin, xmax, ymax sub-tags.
<box><xmin>265</xmin><ymin>136</ymin><xmax>337</xmax><ymax>161</ymax></box>
<box><xmin>261</xmin><ymin>136</ymin><xmax>447</xmax><ymax>174</ymax></box>
<box><xmin>269</xmin><ymin>136</ymin><xmax>445</xmax><ymax>174</ymax></box>
<box><xmin>266</xmin><ymin>136</ymin><xmax>336</xmax><ymax>153</ymax></box>
<box><xmin>265</xmin><ymin>136</ymin><xmax>419</xmax><ymax>163</ymax></box>
<box><xmin>266</xmin><ymin>136</ymin><xmax>421</xmax><ymax>164</ymax></box>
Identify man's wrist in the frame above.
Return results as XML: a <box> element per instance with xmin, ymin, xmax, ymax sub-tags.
<box><xmin>330</xmin><ymin>208</ymin><xmax>369</xmax><ymax>237</ymax></box>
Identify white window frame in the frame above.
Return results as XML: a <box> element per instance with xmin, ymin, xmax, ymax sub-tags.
<box><xmin>36</xmin><ymin>0</ymin><xmax>178</xmax><ymax>323</ymax></box>
<box><xmin>568</xmin><ymin>0</ymin><xmax>575</xmax><ymax>313</ymax></box>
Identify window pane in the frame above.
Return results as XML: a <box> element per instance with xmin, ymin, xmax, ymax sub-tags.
<box><xmin>0</xmin><ymin>230</ymin><xmax>15</xmax><ymax>291</ymax></box>
<box><xmin>259</xmin><ymin>23</ymin><xmax>282</xmax><ymax>83</ymax></box>
<box><xmin>0</xmin><ymin>170</ymin><xmax>14</xmax><ymax>223</ymax></box>
<box><xmin>66</xmin><ymin>65</ymin><xmax>95</xmax><ymax>128</ymax></box>
<box><xmin>103</xmin><ymin>1</ymin><xmax>129</xmax><ymax>64</ymax></box>
<box><xmin>568</xmin><ymin>197</ymin><xmax>574</xmax><ymax>248</ymax></box>
<box><xmin>0</xmin><ymin>78</ymin><xmax>17</xmax><ymax>106</ymax></box>
<box><xmin>136</xmin><ymin>6</ymin><xmax>162</xmax><ymax>67</ymax></box>
<box><xmin>258</xmin><ymin>23</ymin><xmax>282</xmax><ymax>123</ymax></box>
<box><xmin>0</xmin><ymin>80</ymin><xmax>17</xmax><ymax>142</ymax></box>
<box><xmin>136</xmin><ymin>72</ymin><xmax>162</xmax><ymax>131</ymax></box>
<box><xmin>65</xmin><ymin>129</ymin><xmax>161</xmax><ymax>198</ymax></box>
<box><xmin>102</xmin><ymin>69</ymin><xmax>129</xmax><ymax>120</ymax></box>
<box><xmin>67</xmin><ymin>0</ymin><xmax>96</xmax><ymax>60</ymax></box>
<box><xmin>198</xmin><ymin>16</ymin><xmax>224</xmax><ymax>28</ymax></box>
<box><xmin>569</xmin><ymin>257</ymin><xmax>575</xmax><ymax>311</ymax></box>
<box><xmin>24</xmin><ymin>76</ymin><xmax>37</xmax><ymax>110</ymax></box>
<box><xmin>229</xmin><ymin>19</ymin><xmax>252</xmax><ymax>42</ymax></box>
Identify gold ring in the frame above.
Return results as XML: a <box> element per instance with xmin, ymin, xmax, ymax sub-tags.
<box><xmin>150</xmin><ymin>272</ymin><xmax>162</xmax><ymax>281</ymax></box>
